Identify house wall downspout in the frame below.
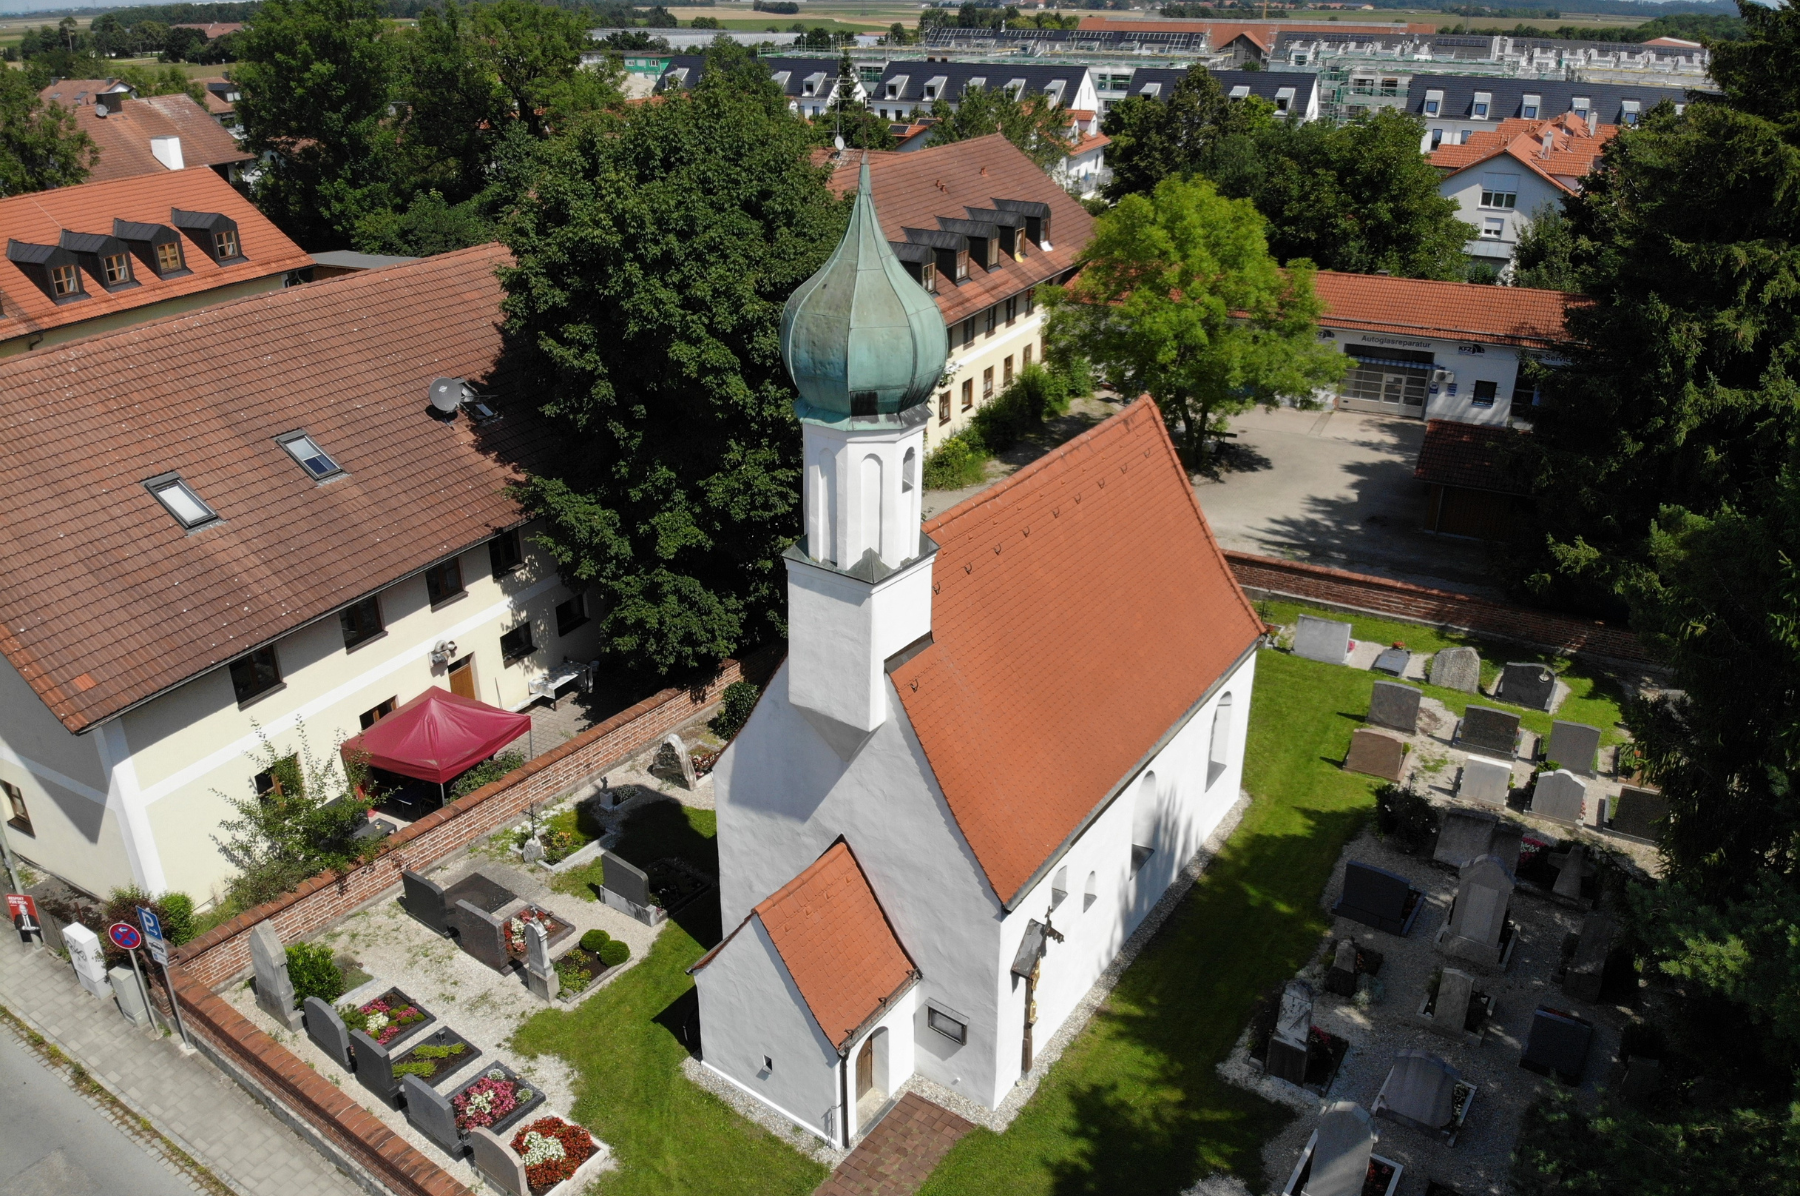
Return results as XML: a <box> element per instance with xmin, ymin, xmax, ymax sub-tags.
<box><xmin>838</xmin><ymin>1049</ymin><xmax>851</xmax><ymax>1149</ymax></box>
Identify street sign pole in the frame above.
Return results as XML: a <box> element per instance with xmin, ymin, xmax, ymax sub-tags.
<box><xmin>138</xmin><ymin>907</ymin><xmax>192</xmax><ymax>1049</ymax></box>
<box><xmin>126</xmin><ymin>945</ymin><xmax>164</xmax><ymax>1036</ymax></box>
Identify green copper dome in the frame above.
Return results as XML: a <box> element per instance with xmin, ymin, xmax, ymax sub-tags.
<box><xmin>782</xmin><ymin>159</ymin><xmax>948</xmax><ymax>427</ymax></box>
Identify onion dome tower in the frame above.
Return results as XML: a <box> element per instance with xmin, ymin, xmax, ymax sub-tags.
<box><xmin>779</xmin><ymin>158</ymin><xmax>948</xmax><ymax>756</ymax></box>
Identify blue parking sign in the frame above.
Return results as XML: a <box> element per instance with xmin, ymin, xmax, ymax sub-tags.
<box><xmin>138</xmin><ymin>906</ymin><xmax>169</xmax><ymax>966</ymax></box>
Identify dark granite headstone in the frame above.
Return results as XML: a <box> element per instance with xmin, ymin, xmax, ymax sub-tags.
<box><xmin>1373</xmin><ymin>1049</ymin><xmax>1460</xmax><ymax>1137</ymax></box>
<box><xmin>1266</xmin><ymin>979</ymin><xmax>1313</xmax><ymax>1088</ymax></box>
<box><xmin>1367</xmin><ymin>682</ymin><xmax>1422</xmax><ymax>735</ymax></box>
<box><xmin>1611</xmin><ymin>787</ymin><xmax>1669</xmax><ymax>843</ymax></box>
<box><xmin>468</xmin><ymin>1127</ymin><xmax>528</xmax><ymax>1196</ymax></box>
<box><xmin>1562</xmin><ymin>913</ymin><xmax>1616</xmax><ymax>1003</ymax></box>
<box><xmin>400</xmin><ymin>870</ymin><xmax>449</xmax><ymax>935</ymax></box>
<box><xmin>401</xmin><ymin>1073</ymin><xmax>465</xmax><ymax>1157</ymax></box>
<box><xmin>1266</xmin><ymin>1034</ymin><xmax>1308</xmax><ymax>1086</ymax></box>
<box><xmin>447</xmin><ymin>899</ymin><xmax>511</xmax><ymax>971</ymax></box>
<box><xmin>1521</xmin><ymin>1007</ymin><xmax>1593</xmax><ymax>1084</ymax></box>
<box><xmin>1434</xmin><ymin>809</ymin><xmax>1516</xmax><ymax>870</ymax></box>
<box><xmin>1458</xmin><ymin>706</ymin><xmax>1521</xmax><ymax>757</ymax></box>
<box><xmin>1344</xmin><ymin>728</ymin><xmax>1406</xmax><ymax>782</ymax></box>
<box><xmin>1332</xmin><ymin>861</ymin><xmax>1419</xmax><ymax>936</ymax></box>
<box><xmin>1373</xmin><ymin>647</ymin><xmax>1412</xmax><ymax>677</ymax></box>
<box><xmin>601</xmin><ymin>851</ymin><xmax>651</xmax><ymax>907</ymax></box>
<box><xmin>1544</xmin><ymin>721</ymin><xmax>1602</xmax><ymax>777</ymax></box>
<box><xmin>1324</xmin><ymin>938</ymin><xmax>1358</xmax><ymax>997</ymax></box>
<box><xmin>1501</xmin><ymin>662</ymin><xmax>1557</xmax><ymax>712</ymax></box>
<box><xmin>352</xmin><ymin>1028</ymin><xmax>399</xmax><ymax>1106</ymax></box>
<box><xmin>304</xmin><ymin>997</ymin><xmax>353</xmax><ymax>1070</ymax></box>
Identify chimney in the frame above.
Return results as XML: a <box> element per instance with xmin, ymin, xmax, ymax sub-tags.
<box><xmin>1585</xmin><ymin>111</ymin><xmax>1598</xmax><ymax>136</ymax></box>
<box><xmin>150</xmin><ymin>135</ymin><xmax>185</xmax><ymax>171</ymax></box>
<box><xmin>1541</xmin><ymin>131</ymin><xmax>1554</xmax><ymax>156</ymax></box>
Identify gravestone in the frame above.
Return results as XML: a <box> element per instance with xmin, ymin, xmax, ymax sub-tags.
<box><xmin>1430</xmin><ymin>646</ymin><xmax>1481</xmax><ymax>693</ymax></box>
<box><xmin>1531</xmin><ymin>770</ymin><xmax>1587</xmax><ymax>826</ymax></box>
<box><xmin>63</xmin><ymin>923</ymin><xmax>110</xmax><ymax>999</ymax></box>
<box><xmin>1553</xmin><ymin>843</ymin><xmax>1588</xmax><ymax>901</ymax></box>
<box><xmin>1428</xmin><ymin>968</ymin><xmax>1477</xmax><ymax>1042</ymax></box>
<box><xmin>447</xmin><ymin>900</ymin><xmax>511</xmax><ymax>971</ymax></box>
<box><xmin>1433</xmin><ymin>808</ymin><xmax>1523</xmax><ymax>873</ymax></box>
<box><xmin>352</xmin><ymin>1028</ymin><xmax>400</xmax><ymax>1106</ymax></box>
<box><xmin>601</xmin><ymin>850</ymin><xmax>650</xmax><ymax>907</ymax></box>
<box><xmin>249</xmin><ymin>920</ymin><xmax>302</xmax><ymax>1030</ymax></box>
<box><xmin>1456</xmin><ymin>755</ymin><xmax>1513</xmax><ymax>807</ymax></box>
<box><xmin>520</xmin><ymin>837</ymin><xmax>546</xmax><ymax>867</ymax></box>
<box><xmin>1611</xmin><ymin>787</ymin><xmax>1669</xmax><ymax>844</ymax></box>
<box><xmin>1308</xmin><ymin>1101</ymin><xmax>1378</xmax><ymax>1196</ymax></box>
<box><xmin>1587</xmin><ymin>791</ymin><xmax>1609</xmax><ymax>831</ymax></box>
<box><xmin>1294</xmin><ymin>615</ymin><xmax>1354</xmax><ymax>666</ymax></box>
<box><xmin>1458</xmin><ymin>706</ymin><xmax>1521</xmax><ymax>757</ymax></box>
<box><xmin>1437</xmin><ymin>854</ymin><xmax>1514</xmax><ymax>969</ymax></box>
<box><xmin>1373</xmin><ymin>647</ymin><xmax>1411</xmax><ymax>677</ymax></box>
<box><xmin>1500</xmin><ymin>661</ymin><xmax>1557</xmax><ymax>712</ymax></box>
<box><xmin>1544</xmin><ymin>721</ymin><xmax>1602</xmax><ymax>778</ymax></box>
<box><xmin>400</xmin><ymin>870</ymin><xmax>450</xmax><ymax>935</ymax></box>
<box><xmin>523</xmin><ymin>920</ymin><xmax>559</xmax><ymax>1003</ymax></box>
<box><xmin>109</xmin><ymin>965</ymin><xmax>151</xmax><ymax>1026</ymax></box>
<box><xmin>1325</xmin><ymin>938</ymin><xmax>1359</xmax><ymax>997</ymax></box>
<box><xmin>304</xmin><ymin>996</ymin><xmax>353</xmax><ymax>1070</ymax></box>
<box><xmin>1266</xmin><ymin>980</ymin><xmax>1313</xmax><ymax>1086</ymax></box>
<box><xmin>1344</xmin><ymin>728</ymin><xmax>1406</xmax><ymax>782</ymax></box>
<box><xmin>401</xmin><ymin>1073</ymin><xmax>465</xmax><ymax>1157</ymax></box>
<box><xmin>1563</xmin><ymin>913</ymin><xmax>1616</xmax><ymax>1003</ymax></box>
<box><xmin>1332</xmin><ymin>861</ymin><xmax>1419</xmax><ymax>935</ymax></box>
<box><xmin>1367</xmin><ymin>682</ymin><xmax>1422</xmax><ymax>735</ymax></box>
<box><xmin>1373</xmin><ymin>1049</ymin><xmax>1460</xmax><ymax>1137</ymax></box>
<box><xmin>468</xmin><ymin>1126</ymin><xmax>529</xmax><ymax>1196</ymax></box>
<box><xmin>1621</xmin><ymin>1057</ymin><xmax>1662</xmax><ymax>1105</ymax></box>
<box><xmin>1521</xmin><ymin>1006</ymin><xmax>1592</xmax><ymax>1084</ymax></box>
<box><xmin>657</xmin><ymin>733</ymin><xmax>696</xmax><ymax>789</ymax></box>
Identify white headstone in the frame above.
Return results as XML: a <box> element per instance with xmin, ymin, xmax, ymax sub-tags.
<box><xmin>1531</xmin><ymin>769</ymin><xmax>1587</xmax><ymax>825</ymax></box>
<box><xmin>1309</xmin><ymin>1101</ymin><xmax>1378</xmax><ymax>1196</ymax></box>
<box><xmin>1430</xmin><ymin>646</ymin><xmax>1481</xmax><ymax>693</ymax></box>
<box><xmin>521</xmin><ymin>837</ymin><xmax>546</xmax><ymax>867</ymax></box>
<box><xmin>1294</xmin><ymin>615</ymin><xmax>1354</xmax><ymax>666</ymax></box>
<box><xmin>660</xmin><ymin>733</ymin><xmax>696</xmax><ymax>789</ymax></box>
<box><xmin>64</xmin><ymin>923</ymin><xmax>110</xmax><ymax>999</ymax></box>
<box><xmin>1433</xmin><ymin>968</ymin><xmax>1475</xmax><ymax>1034</ymax></box>
<box><xmin>523</xmin><ymin>920</ymin><xmax>559</xmax><ymax>1002</ymax></box>
<box><xmin>1458</xmin><ymin>755</ymin><xmax>1512</xmax><ymax>806</ymax></box>
<box><xmin>1437</xmin><ymin>854</ymin><xmax>1514</xmax><ymax>969</ymax></box>
<box><xmin>249</xmin><ymin>920</ymin><xmax>303</xmax><ymax>1030</ymax></box>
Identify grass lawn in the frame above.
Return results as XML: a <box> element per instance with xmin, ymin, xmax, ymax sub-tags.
<box><xmin>1256</xmin><ymin>599</ymin><xmax>1629</xmax><ymax>746</ymax></box>
<box><xmin>917</xmin><ymin>649</ymin><xmax>1386</xmax><ymax>1196</ymax></box>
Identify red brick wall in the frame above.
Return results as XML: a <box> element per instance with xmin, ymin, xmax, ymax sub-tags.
<box><xmin>1223</xmin><ymin>551</ymin><xmax>1655</xmax><ymax>664</ymax></box>
<box><xmin>167</xmin><ymin>965</ymin><xmax>471</xmax><ymax>1196</ymax></box>
<box><xmin>174</xmin><ymin>646</ymin><xmax>780</xmax><ymax>990</ymax></box>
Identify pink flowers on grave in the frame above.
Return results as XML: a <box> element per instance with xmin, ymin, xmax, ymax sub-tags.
<box><xmin>453</xmin><ymin>1069</ymin><xmax>523</xmax><ymax>1131</ymax></box>
<box><xmin>356</xmin><ymin>994</ymin><xmax>425</xmax><ymax>1046</ymax></box>
<box><xmin>503</xmin><ymin>906</ymin><xmax>563</xmax><ymax>957</ymax></box>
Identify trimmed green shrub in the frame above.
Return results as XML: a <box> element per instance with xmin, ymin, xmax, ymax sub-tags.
<box><xmin>709</xmin><ymin>681</ymin><xmax>761</xmax><ymax>741</ymax></box>
<box><xmin>285</xmin><ymin>942</ymin><xmax>344</xmax><ymax>1005</ymax></box>
<box><xmin>580</xmin><ymin>928</ymin><xmax>612</xmax><ymax>954</ymax></box>
<box><xmin>159</xmin><ymin>892</ymin><xmax>196</xmax><ymax>945</ymax></box>
<box><xmin>923</xmin><ymin>433</ymin><xmax>989</xmax><ymax>489</ymax></box>
<box><xmin>598</xmin><ymin>939</ymin><xmax>631</xmax><ymax>967</ymax></box>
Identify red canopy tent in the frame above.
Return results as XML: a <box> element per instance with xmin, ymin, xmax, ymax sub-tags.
<box><xmin>343</xmin><ymin>688</ymin><xmax>531</xmax><ymax>785</ymax></box>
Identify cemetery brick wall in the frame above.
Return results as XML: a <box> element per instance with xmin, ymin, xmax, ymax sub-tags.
<box><xmin>1223</xmin><ymin>552</ymin><xmax>1655</xmax><ymax>665</ymax></box>
<box><xmin>167</xmin><ymin>966</ymin><xmax>472</xmax><ymax>1196</ymax></box>
<box><xmin>173</xmin><ymin>646</ymin><xmax>780</xmax><ymax>991</ymax></box>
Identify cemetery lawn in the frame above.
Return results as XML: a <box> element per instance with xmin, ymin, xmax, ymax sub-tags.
<box><xmin>511</xmin><ymin>804</ymin><xmax>822</xmax><ymax>1196</ymax></box>
<box><xmin>1256</xmin><ymin>599</ymin><xmax>1630</xmax><ymax>745</ymax></box>
<box><xmin>916</xmin><ymin>647</ymin><xmax>1384</xmax><ymax>1196</ymax></box>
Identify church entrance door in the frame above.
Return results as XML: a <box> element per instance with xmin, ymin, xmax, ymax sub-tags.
<box><xmin>856</xmin><ymin>1037</ymin><xmax>875</xmax><ymax>1099</ymax></box>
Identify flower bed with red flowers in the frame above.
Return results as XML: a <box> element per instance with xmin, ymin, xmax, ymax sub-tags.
<box><xmin>510</xmin><ymin>1115</ymin><xmax>595</xmax><ymax>1193</ymax></box>
<box><xmin>339</xmin><ymin>988</ymin><xmax>428</xmax><ymax>1047</ymax></box>
<box><xmin>502</xmin><ymin>906</ymin><xmax>567</xmax><ymax>958</ymax></box>
<box><xmin>454</xmin><ymin>1069</ymin><xmax>524</xmax><ymax>1131</ymax></box>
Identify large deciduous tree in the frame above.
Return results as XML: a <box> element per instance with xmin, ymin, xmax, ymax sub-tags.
<box><xmin>1101</xmin><ymin>68</ymin><xmax>1271</xmax><ymax>202</ymax></box>
<box><xmin>0</xmin><ymin>66</ymin><xmax>96</xmax><ymax>196</ymax></box>
<box><xmin>927</xmin><ymin>85</ymin><xmax>1073</xmax><ymax>170</ymax></box>
<box><xmin>1043</xmin><ymin>175</ymin><xmax>1344</xmax><ymax>464</ymax></box>
<box><xmin>499</xmin><ymin>42</ymin><xmax>846</xmax><ymax>677</ymax></box>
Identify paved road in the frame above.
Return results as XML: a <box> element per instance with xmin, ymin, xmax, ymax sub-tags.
<box><xmin>0</xmin><ymin>1025</ymin><xmax>201</xmax><ymax>1196</ymax></box>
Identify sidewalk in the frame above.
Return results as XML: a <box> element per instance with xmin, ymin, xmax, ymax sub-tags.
<box><xmin>0</xmin><ymin>934</ymin><xmax>362</xmax><ymax>1196</ymax></box>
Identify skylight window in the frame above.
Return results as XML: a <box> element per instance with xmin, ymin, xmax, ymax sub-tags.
<box><xmin>145</xmin><ymin>474</ymin><xmax>217</xmax><ymax>529</ymax></box>
<box><xmin>276</xmin><ymin>431</ymin><xmax>342</xmax><ymax>480</ymax></box>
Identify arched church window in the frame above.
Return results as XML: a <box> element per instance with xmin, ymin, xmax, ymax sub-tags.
<box><xmin>860</xmin><ymin>454</ymin><xmax>883</xmax><ymax>561</ymax></box>
<box><xmin>902</xmin><ymin>447</ymin><xmax>917</xmax><ymax>493</ymax></box>
<box><xmin>1130</xmin><ymin>770</ymin><xmax>1157</xmax><ymax>874</ymax></box>
<box><xmin>1208</xmin><ymin>694</ymin><xmax>1233</xmax><ymax>788</ymax></box>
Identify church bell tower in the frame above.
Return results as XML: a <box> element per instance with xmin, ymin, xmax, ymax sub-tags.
<box><xmin>778</xmin><ymin>158</ymin><xmax>949</xmax><ymax>757</ymax></box>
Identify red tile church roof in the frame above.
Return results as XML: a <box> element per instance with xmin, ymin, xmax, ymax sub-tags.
<box><xmin>893</xmin><ymin>399</ymin><xmax>1263</xmax><ymax>906</ymax></box>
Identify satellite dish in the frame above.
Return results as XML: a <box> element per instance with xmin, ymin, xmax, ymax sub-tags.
<box><xmin>429</xmin><ymin>377</ymin><xmax>465</xmax><ymax>416</ymax></box>
<box><xmin>834</xmin><ymin>133</ymin><xmax>845</xmax><ymax>152</ymax></box>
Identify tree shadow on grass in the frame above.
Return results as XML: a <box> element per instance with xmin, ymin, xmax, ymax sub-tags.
<box><xmin>1025</xmin><ymin>802</ymin><xmax>1369</xmax><ymax>1196</ymax></box>
<box><xmin>613</xmin><ymin>798</ymin><xmax>723</xmax><ymax>948</ymax></box>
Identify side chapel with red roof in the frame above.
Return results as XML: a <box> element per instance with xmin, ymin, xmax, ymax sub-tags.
<box><xmin>689</xmin><ymin>161</ymin><xmax>1264</xmax><ymax>1146</ymax></box>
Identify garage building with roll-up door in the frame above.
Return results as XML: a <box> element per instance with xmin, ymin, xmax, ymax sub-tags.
<box><xmin>1307</xmin><ymin>272</ymin><xmax>1577</xmax><ymax>427</ymax></box>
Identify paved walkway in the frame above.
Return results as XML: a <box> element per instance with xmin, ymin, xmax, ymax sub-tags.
<box><xmin>814</xmin><ymin>1093</ymin><xmax>975</xmax><ymax>1196</ymax></box>
<box><xmin>0</xmin><ymin>936</ymin><xmax>361</xmax><ymax>1196</ymax></box>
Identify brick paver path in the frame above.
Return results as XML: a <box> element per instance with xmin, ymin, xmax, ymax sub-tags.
<box><xmin>0</xmin><ymin>935</ymin><xmax>361</xmax><ymax>1196</ymax></box>
<box><xmin>815</xmin><ymin>1092</ymin><xmax>975</xmax><ymax>1196</ymax></box>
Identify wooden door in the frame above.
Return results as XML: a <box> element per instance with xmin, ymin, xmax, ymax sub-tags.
<box><xmin>448</xmin><ymin>656</ymin><xmax>476</xmax><ymax>700</ymax></box>
<box><xmin>855</xmin><ymin>1037</ymin><xmax>874</xmax><ymax>1098</ymax></box>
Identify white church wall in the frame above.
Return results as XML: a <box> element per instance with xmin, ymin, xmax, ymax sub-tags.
<box><xmin>694</xmin><ymin>915</ymin><xmax>844</xmax><ymax>1144</ymax></box>
<box><xmin>982</xmin><ymin>650</ymin><xmax>1259</xmax><ymax>1103</ymax></box>
<box><xmin>714</xmin><ymin>659</ymin><xmax>1011</xmax><ymax>1109</ymax></box>
<box><xmin>785</xmin><ymin>552</ymin><xmax>934</xmax><ymax>737</ymax></box>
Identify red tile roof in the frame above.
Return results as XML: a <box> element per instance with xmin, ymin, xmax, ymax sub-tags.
<box><xmin>171</xmin><ymin>22</ymin><xmax>244</xmax><ymax>37</ymax></box>
<box><xmin>1431</xmin><ymin>113</ymin><xmax>1617</xmax><ymax>190</ymax></box>
<box><xmin>1313</xmin><ymin>271</ymin><xmax>1579</xmax><ymax>350</ymax></box>
<box><xmin>72</xmin><ymin>94</ymin><xmax>252</xmax><ymax>183</ymax></box>
<box><xmin>1414</xmin><ymin>419</ymin><xmax>1529</xmax><ymax>494</ymax></box>
<box><xmin>894</xmin><ymin>399</ymin><xmax>1263</xmax><ymax>905</ymax></box>
<box><xmin>826</xmin><ymin>135</ymin><xmax>1094</xmax><ymax>327</ymax></box>
<box><xmin>753</xmin><ymin>841</ymin><xmax>918</xmax><ymax>1050</ymax></box>
<box><xmin>38</xmin><ymin>78</ymin><xmax>133</xmax><ymax>107</ymax></box>
<box><xmin>0</xmin><ymin>244</ymin><xmax>552</xmax><ymax>733</ymax></box>
<box><xmin>0</xmin><ymin>168</ymin><xmax>310</xmax><ymax>342</ymax></box>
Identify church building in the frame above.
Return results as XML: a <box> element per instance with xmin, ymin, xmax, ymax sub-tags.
<box><xmin>689</xmin><ymin>161</ymin><xmax>1264</xmax><ymax>1147</ymax></box>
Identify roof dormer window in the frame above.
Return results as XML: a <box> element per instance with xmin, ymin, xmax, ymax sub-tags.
<box><xmin>172</xmin><ymin>208</ymin><xmax>246</xmax><ymax>264</ymax></box>
<box><xmin>1620</xmin><ymin>99</ymin><xmax>1641</xmax><ymax>125</ymax></box>
<box><xmin>51</xmin><ymin>263</ymin><xmax>80</xmax><ymax>297</ymax></box>
<box><xmin>276</xmin><ymin>431</ymin><xmax>343</xmax><ymax>481</ymax></box>
<box><xmin>156</xmin><ymin>241</ymin><xmax>184</xmax><ymax>273</ymax></box>
<box><xmin>886</xmin><ymin>75</ymin><xmax>908</xmax><ymax>99</ymax></box>
<box><xmin>1522</xmin><ymin>93</ymin><xmax>1541</xmax><ymax>119</ymax></box>
<box><xmin>145</xmin><ymin>473</ymin><xmax>218</xmax><ymax>530</ymax></box>
<box><xmin>1423</xmin><ymin>87</ymin><xmax>1443</xmax><ymax>116</ymax></box>
<box><xmin>1274</xmin><ymin>87</ymin><xmax>1295</xmax><ymax>113</ymax></box>
<box><xmin>1473</xmin><ymin>90</ymin><xmax>1492</xmax><ymax>118</ymax></box>
<box><xmin>6</xmin><ymin>239</ymin><xmax>86</xmax><ymax>304</ymax></box>
<box><xmin>1229</xmin><ymin>85</ymin><xmax>1250</xmax><ymax>100</ymax></box>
